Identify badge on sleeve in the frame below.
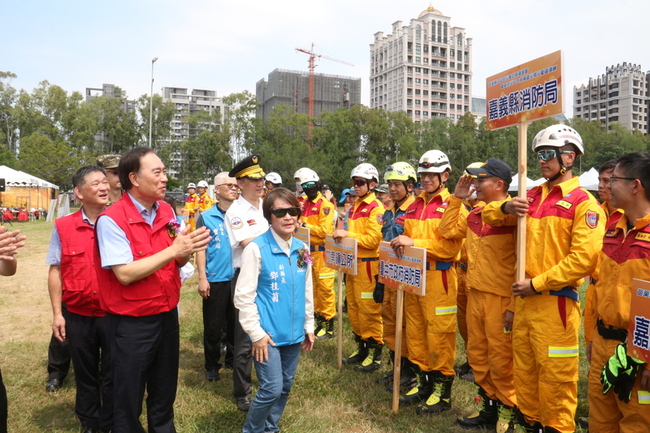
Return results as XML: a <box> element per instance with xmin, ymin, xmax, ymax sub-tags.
<box><xmin>231</xmin><ymin>217</ymin><xmax>244</xmax><ymax>229</ymax></box>
<box><xmin>323</xmin><ymin>208</ymin><xmax>330</xmax><ymax>216</ymax></box>
<box><xmin>586</xmin><ymin>210</ymin><xmax>599</xmax><ymax>229</ymax></box>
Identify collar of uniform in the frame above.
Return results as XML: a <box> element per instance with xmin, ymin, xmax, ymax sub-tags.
<box><xmin>601</xmin><ymin>200</ymin><xmax>623</xmax><ymax>220</ymax></box>
<box><xmin>422</xmin><ymin>187</ymin><xmax>450</xmax><ymax>204</ymax></box>
<box><xmin>236</xmin><ymin>194</ymin><xmax>263</xmax><ymax>211</ymax></box>
<box><xmin>127</xmin><ymin>192</ymin><xmax>159</xmax><ymax>216</ymax></box>
<box><xmin>79</xmin><ymin>207</ymin><xmax>95</xmax><ymax>228</ymax></box>
<box><xmin>397</xmin><ymin>194</ymin><xmax>416</xmax><ymax>212</ymax></box>
<box><xmin>307</xmin><ymin>192</ymin><xmax>324</xmax><ymax>205</ymax></box>
<box><xmin>358</xmin><ymin>191</ymin><xmax>377</xmax><ymax>205</ymax></box>
<box><xmin>542</xmin><ymin>176</ymin><xmax>580</xmax><ymax>197</ymax></box>
<box><xmin>626</xmin><ymin>212</ymin><xmax>650</xmax><ymax>231</ymax></box>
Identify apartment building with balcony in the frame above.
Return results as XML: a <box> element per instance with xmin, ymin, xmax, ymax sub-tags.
<box><xmin>369</xmin><ymin>5</ymin><xmax>473</xmax><ymax>123</ymax></box>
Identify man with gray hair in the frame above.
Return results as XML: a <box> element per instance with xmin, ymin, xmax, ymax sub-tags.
<box><xmin>196</xmin><ymin>172</ymin><xmax>239</xmax><ymax>382</ymax></box>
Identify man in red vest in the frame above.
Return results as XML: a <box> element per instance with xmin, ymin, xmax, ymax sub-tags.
<box><xmin>47</xmin><ymin>165</ymin><xmax>112</xmax><ymax>433</ymax></box>
<box><xmin>95</xmin><ymin>148</ymin><xmax>210</xmax><ymax>433</ymax></box>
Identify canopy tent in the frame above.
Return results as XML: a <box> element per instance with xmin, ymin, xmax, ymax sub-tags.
<box><xmin>508</xmin><ymin>174</ymin><xmax>545</xmax><ymax>192</ymax></box>
<box><xmin>0</xmin><ymin>165</ymin><xmax>59</xmax><ymax>211</ymax></box>
<box><xmin>578</xmin><ymin>167</ymin><xmax>599</xmax><ymax>191</ymax></box>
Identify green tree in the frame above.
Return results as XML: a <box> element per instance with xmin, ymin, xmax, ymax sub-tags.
<box><xmin>136</xmin><ymin>94</ymin><xmax>175</xmax><ymax>150</ymax></box>
<box><xmin>224</xmin><ymin>90</ymin><xmax>258</xmax><ymax>163</ymax></box>
<box><xmin>16</xmin><ymin>132</ymin><xmax>81</xmax><ymax>188</ymax></box>
<box><xmin>88</xmin><ymin>94</ymin><xmax>139</xmax><ymax>154</ymax></box>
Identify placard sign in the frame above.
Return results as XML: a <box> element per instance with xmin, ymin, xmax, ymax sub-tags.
<box><xmin>378</xmin><ymin>241</ymin><xmax>427</xmax><ymax>296</ymax></box>
<box><xmin>486</xmin><ymin>50</ymin><xmax>563</xmax><ymax>130</ymax></box>
<box><xmin>324</xmin><ymin>235</ymin><xmax>357</xmax><ymax>276</ymax></box>
<box><xmin>628</xmin><ymin>278</ymin><xmax>650</xmax><ymax>364</ymax></box>
<box><xmin>295</xmin><ymin>226</ymin><xmax>310</xmax><ymax>249</ymax></box>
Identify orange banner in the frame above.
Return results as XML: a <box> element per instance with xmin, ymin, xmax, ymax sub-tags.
<box><xmin>628</xmin><ymin>278</ymin><xmax>650</xmax><ymax>364</ymax></box>
<box><xmin>486</xmin><ymin>50</ymin><xmax>563</xmax><ymax>130</ymax></box>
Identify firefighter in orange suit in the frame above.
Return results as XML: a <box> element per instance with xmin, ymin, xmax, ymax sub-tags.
<box><xmin>482</xmin><ymin>125</ymin><xmax>606</xmax><ymax>433</ymax></box>
<box><xmin>439</xmin><ymin>159</ymin><xmax>518</xmax><ymax>432</ymax></box>
<box><xmin>184</xmin><ymin>182</ymin><xmax>200</xmax><ymax>231</ymax></box>
<box><xmin>295</xmin><ymin>167</ymin><xmax>336</xmax><ymax>341</ymax></box>
<box><xmin>390</xmin><ymin>150</ymin><xmax>465</xmax><ymax>415</ymax></box>
<box><xmin>196</xmin><ymin>180</ymin><xmax>214</xmax><ymax>212</ymax></box>
<box><xmin>333</xmin><ymin>163</ymin><xmax>384</xmax><ymax>373</ymax></box>
<box><xmin>586</xmin><ymin>152</ymin><xmax>650</xmax><ymax>433</ymax></box>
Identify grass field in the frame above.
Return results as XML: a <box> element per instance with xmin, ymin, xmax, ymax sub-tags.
<box><xmin>0</xmin><ymin>220</ymin><xmax>589</xmax><ymax>432</ymax></box>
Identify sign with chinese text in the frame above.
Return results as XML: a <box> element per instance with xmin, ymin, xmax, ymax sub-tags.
<box><xmin>486</xmin><ymin>50</ymin><xmax>563</xmax><ymax>130</ymax></box>
<box><xmin>295</xmin><ymin>227</ymin><xmax>310</xmax><ymax>249</ymax></box>
<box><xmin>325</xmin><ymin>235</ymin><xmax>357</xmax><ymax>276</ymax></box>
<box><xmin>378</xmin><ymin>242</ymin><xmax>427</xmax><ymax>296</ymax></box>
<box><xmin>628</xmin><ymin>278</ymin><xmax>650</xmax><ymax>364</ymax></box>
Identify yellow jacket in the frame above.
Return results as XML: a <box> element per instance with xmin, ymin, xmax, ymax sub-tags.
<box><xmin>184</xmin><ymin>193</ymin><xmax>200</xmax><ymax>216</ymax></box>
<box><xmin>440</xmin><ymin>195</ymin><xmax>517</xmax><ymax>304</ymax></box>
<box><xmin>588</xmin><ymin>212</ymin><xmax>650</xmax><ymax>332</ymax></box>
<box><xmin>402</xmin><ymin>188</ymin><xmax>464</xmax><ymax>263</ymax></box>
<box><xmin>301</xmin><ymin>192</ymin><xmax>335</xmax><ymax>246</ymax></box>
<box><xmin>347</xmin><ymin>192</ymin><xmax>383</xmax><ymax>259</ymax></box>
<box><xmin>197</xmin><ymin>192</ymin><xmax>214</xmax><ymax>212</ymax></box>
<box><xmin>483</xmin><ymin>177</ymin><xmax>605</xmax><ymax>294</ymax></box>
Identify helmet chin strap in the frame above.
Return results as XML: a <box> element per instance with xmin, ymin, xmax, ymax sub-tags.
<box><xmin>546</xmin><ymin>153</ymin><xmax>572</xmax><ymax>183</ymax></box>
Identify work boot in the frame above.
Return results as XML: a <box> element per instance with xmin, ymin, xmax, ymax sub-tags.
<box><xmin>577</xmin><ymin>417</ymin><xmax>589</xmax><ymax>429</ymax></box>
<box><xmin>313</xmin><ymin>313</ymin><xmax>324</xmax><ymax>336</ymax></box>
<box><xmin>343</xmin><ymin>334</ymin><xmax>368</xmax><ymax>364</ymax></box>
<box><xmin>383</xmin><ymin>358</ymin><xmax>417</xmax><ymax>392</ymax></box>
<box><xmin>355</xmin><ymin>339</ymin><xmax>383</xmax><ymax>373</ymax></box>
<box><xmin>511</xmin><ymin>409</ymin><xmax>543</xmax><ymax>433</ymax></box>
<box><xmin>495</xmin><ymin>401</ymin><xmax>516</xmax><ymax>433</ymax></box>
<box><xmin>376</xmin><ymin>350</ymin><xmax>396</xmax><ymax>384</ymax></box>
<box><xmin>456</xmin><ymin>387</ymin><xmax>498</xmax><ymax>429</ymax></box>
<box><xmin>399</xmin><ymin>369</ymin><xmax>433</xmax><ymax>406</ymax></box>
<box><xmin>316</xmin><ymin>317</ymin><xmax>334</xmax><ymax>341</ymax></box>
<box><xmin>416</xmin><ymin>371</ymin><xmax>454</xmax><ymax>415</ymax></box>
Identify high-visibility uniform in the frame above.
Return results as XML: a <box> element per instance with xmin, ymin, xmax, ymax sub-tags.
<box><xmin>586</xmin><ymin>212</ymin><xmax>650</xmax><ymax>433</ymax></box>
<box><xmin>483</xmin><ymin>177</ymin><xmax>605</xmax><ymax>432</ymax></box>
<box><xmin>439</xmin><ymin>195</ymin><xmax>517</xmax><ymax>407</ymax></box>
<box><xmin>346</xmin><ymin>192</ymin><xmax>383</xmax><ymax>343</ymax></box>
<box><xmin>184</xmin><ymin>193</ymin><xmax>200</xmax><ymax>231</ymax></box>
<box><xmin>401</xmin><ymin>188</ymin><xmax>465</xmax><ymax>375</ymax></box>
<box><xmin>380</xmin><ymin>194</ymin><xmax>415</xmax><ymax>354</ymax></box>
<box><xmin>301</xmin><ymin>192</ymin><xmax>336</xmax><ymax>321</ymax></box>
<box><xmin>457</xmin><ymin>239</ymin><xmax>469</xmax><ymax>347</ymax></box>
<box><xmin>197</xmin><ymin>192</ymin><xmax>214</xmax><ymax>213</ymax></box>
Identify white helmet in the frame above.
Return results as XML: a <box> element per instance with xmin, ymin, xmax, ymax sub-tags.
<box><xmin>197</xmin><ymin>180</ymin><xmax>209</xmax><ymax>188</ymax></box>
<box><xmin>350</xmin><ymin>163</ymin><xmax>379</xmax><ymax>182</ymax></box>
<box><xmin>532</xmin><ymin>125</ymin><xmax>584</xmax><ymax>155</ymax></box>
<box><xmin>418</xmin><ymin>150</ymin><xmax>451</xmax><ymax>173</ymax></box>
<box><xmin>187</xmin><ymin>182</ymin><xmax>196</xmax><ymax>189</ymax></box>
<box><xmin>293</xmin><ymin>168</ymin><xmax>319</xmax><ymax>184</ymax></box>
<box><xmin>265</xmin><ymin>172</ymin><xmax>282</xmax><ymax>185</ymax></box>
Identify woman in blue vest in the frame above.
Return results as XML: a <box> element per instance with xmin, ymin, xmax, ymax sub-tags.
<box><xmin>234</xmin><ymin>187</ymin><xmax>315</xmax><ymax>433</ymax></box>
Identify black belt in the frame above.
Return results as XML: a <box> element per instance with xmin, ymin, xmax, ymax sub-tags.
<box><xmin>457</xmin><ymin>262</ymin><xmax>468</xmax><ymax>271</ymax></box>
<box><xmin>597</xmin><ymin>319</ymin><xmax>627</xmax><ymax>342</ymax></box>
<box><xmin>310</xmin><ymin>245</ymin><xmax>326</xmax><ymax>252</ymax></box>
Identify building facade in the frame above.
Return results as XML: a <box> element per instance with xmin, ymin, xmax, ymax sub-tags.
<box><xmin>369</xmin><ymin>6</ymin><xmax>473</xmax><ymax>123</ymax></box>
<box><xmin>256</xmin><ymin>69</ymin><xmax>361</xmax><ymax>121</ymax></box>
<box><xmin>573</xmin><ymin>63</ymin><xmax>649</xmax><ymax>134</ymax></box>
<box><xmin>85</xmin><ymin>84</ymin><xmax>136</xmax><ymax>148</ymax></box>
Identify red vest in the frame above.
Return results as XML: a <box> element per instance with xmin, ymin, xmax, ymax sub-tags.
<box><xmin>55</xmin><ymin>210</ymin><xmax>105</xmax><ymax>317</ymax></box>
<box><xmin>95</xmin><ymin>194</ymin><xmax>181</xmax><ymax>317</ymax></box>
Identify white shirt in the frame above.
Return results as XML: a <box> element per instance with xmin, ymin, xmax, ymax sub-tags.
<box><xmin>225</xmin><ymin>195</ymin><xmax>268</xmax><ymax>268</ymax></box>
<box><xmin>234</xmin><ymin>229</ymin><xmax>315</xmax><ymax>343</ymax></box>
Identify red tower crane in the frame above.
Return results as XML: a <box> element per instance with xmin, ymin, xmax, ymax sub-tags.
<box><xmin>295</xmin><ymin>43</ymin><xmax>354</xmax><ymax>138</ymax></box>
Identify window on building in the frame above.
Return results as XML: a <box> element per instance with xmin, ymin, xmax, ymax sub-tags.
<box><xmin>415</xmin><ymin>110</ymin><xmax>421</xmax><ymax>116</ymax></box>
<box><xmin>415</xmin><ymin>89</ymin><xmax>421</xmax><ymax>95</ymax></box>
<box><xmin>415</xmin><ymin>67</ymin><xmax>421</xmax><ymax>73</ymax></box>
<box><xmin>423</xmin><ymin>44</ymin><xmax>429</xmax><ymax>53</ymax></box>
<box><xmin>423</xmin><ymin>79</ymin><xmax>429</xmax><ymax>85</ymax></box>
<box><xmin>415</xmin><ymin>78</ymin><xmax>421</xmax><ymax>84</ymax></box>
<box><xmin>450</xmin><ymin>72</ymin><xmax>455</xmax><ymax>78</ymax></box>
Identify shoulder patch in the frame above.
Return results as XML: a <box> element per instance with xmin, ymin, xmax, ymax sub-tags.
<box><xmin>585</xmin><ymin>210</ymin><xmax>599</xmax><ymax>229</ymax></box>
<box><xmin>377</xmin><ymin>214</ymin><xmax>383</xmax><ymax>224</ymax></box>
<box><xmin>556</xmin><ymin>200</ymin><xmax>573</xmax><ymax>210</ymax></box>
<box><xmin>231</xmin><ymin>217</ymin><xmax>244</xmax><ymax>229</ymax></box>
<box><xmin>323</xmin><ymin>207</ymin><xmax>330</xmax><ymax>216</ymax></box>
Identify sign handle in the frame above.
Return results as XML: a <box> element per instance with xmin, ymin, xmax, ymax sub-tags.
<box><xmin>517</xmin><ymin>121</ymin><xmax>528</xmax><ymax>281</ymax></box>
<box><xmin>337</xmin><ymin>270</ymin><xmax>344</xmax><ymax>368</ymax></box>
<box><xmin>391</xmin><ymin>288</ymin><xmax>405</xmax><ymax>412</ymax></box>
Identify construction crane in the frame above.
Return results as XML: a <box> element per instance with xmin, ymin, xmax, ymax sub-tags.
<box><xmin>295</xmin><ymin>43</ymin><xmax>354</xmax><ymax>139</ymax></box>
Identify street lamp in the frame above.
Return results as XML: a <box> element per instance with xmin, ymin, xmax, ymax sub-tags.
<box><xmin>149</xmin><ymin>57</ymin><xmax>158</xmax><ymax>147</ymax></box>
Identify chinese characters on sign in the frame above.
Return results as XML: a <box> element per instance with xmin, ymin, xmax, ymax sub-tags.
<box><xmin>324</xmin><ymin>235</ymin><xmax>358</xmax><ymax>276</ymax></box>
<box><xmin>486</xmin><ymin>50</ymin><xmax>563</xmax><ymax>130</ymax></box>
<box><xmin>629</xmin><ymin>279</ymin><xmax>650</xmax><ymax>363</ymax></box>
<box><xmin>378</xmin><ymin>242</ymin><xmax>427</xmax><ymax>296</ymax></box>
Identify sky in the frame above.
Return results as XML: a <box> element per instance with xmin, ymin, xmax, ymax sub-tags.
<box><xmin>2</xmin><ymin>0</ymin><xmax>649</xmax><ymax>118</ymax></box>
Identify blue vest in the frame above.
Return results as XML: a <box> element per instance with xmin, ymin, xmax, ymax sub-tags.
<box><xmin>252</xmin><ymin>231</ymin><xmax>308</xmax><ymax>346</ymax></box>
<box><xmin>197</xmin><ymin>205</ymin><xmax>234</xmax><ymax>282</ymax></box>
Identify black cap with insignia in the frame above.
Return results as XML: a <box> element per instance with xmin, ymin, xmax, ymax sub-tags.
<box><xmin>465</xmin><ymin>158</ymin><xmax>512</xmax><ymax>185</ymax></box>
<box><xmin>229</xmin><ymin>154</ymin><xmax>265</xmax><ymax>179</ymax></box>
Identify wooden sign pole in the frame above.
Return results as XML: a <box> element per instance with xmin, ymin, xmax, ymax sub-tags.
<box><xmin>391</xmin><ymin>289</ymin><xmax>405</xmax><ymax>412</ymax></box>
<box><xmin>517</xmin><ymin>121</ymin><xmax>528</xmax><ymax>281</ymax></box>
<box><xmin>336</xmin><ymin>271</ymin><xmax>344</xmax><ymax>368</ymax></box>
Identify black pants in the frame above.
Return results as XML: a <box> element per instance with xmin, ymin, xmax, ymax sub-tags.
<box><xmin>232</xmin><ymin>270</ymin><xmax>252</xmax><ymax>400</ymax></box>
<box><xmin>202</xmin><ymin>281</ymin><xmax>235</xmax><ymax>372</ymax></box>
<box><xmin>48</xmin><ymin>305</ymin><xmax>71</xmax><ymax>381</ymax></box>
<box><xmin>106</xmin><ymin>309</ymin><xmax>179</xmax><ymax>433</ymax></box>
<box><xmin>0</xmin><ymin>368</ymin><xmax>7</xmax><ymax>433</ymax></box>
<box><xmin>66</xmin><ymin>311</ymin><xmax>113</xmax><ymax>430</ymax></box>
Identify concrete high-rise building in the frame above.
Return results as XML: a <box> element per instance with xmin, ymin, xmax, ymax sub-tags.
<box><xmin>85</xmin><ymin>83</ymin><xmax>136</xmax><ymax>148</ymax></box>
<box><xmin>573</xmin><ymin>63</ymin><xmax>649</xmax><ymax>134</ymax></box>
<box><xmin>370</xmin><ymin>5</ymin><xmax>473</xmax><ymax>123</ymax></box>
<box><xmin>256</xmin><ymin>68</ymin><xmax>361</xmax><ymax>121</ymax></box>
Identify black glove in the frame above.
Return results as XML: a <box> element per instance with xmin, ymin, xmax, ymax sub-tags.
<box><xmin>601</xmin><ymin>343</ymin><xmax>645</xmax><ymax>403</ymax></box>
<box><xmin>373</xmin><ymin>280</ymin><xmax>385</xmax><ymax>304</ymax></box>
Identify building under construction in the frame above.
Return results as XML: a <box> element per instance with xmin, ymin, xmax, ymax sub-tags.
<box><xmin>256</xmin><ymin>68</ymin><xmax>362</xmax><ymax>122</ymax></box>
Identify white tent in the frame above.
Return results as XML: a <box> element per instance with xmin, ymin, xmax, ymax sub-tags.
<box><xmin>0</xmin><ymin>165</ymin><xmax>59</xmax><ymax>210</ymax></box>
<box><xmin>0</xmin><ymin>165</ymin><xmax>58</xmax><ymax>188</ymax></box>
<box><xmin>508</xmin><ymin>174</ymin><xmax>535</xmax><ymax>192</ymax></box>
<box><xmin>578</xmin><ymin>167</ymin><xmax>599</xmax><ymax>191</ymax></box>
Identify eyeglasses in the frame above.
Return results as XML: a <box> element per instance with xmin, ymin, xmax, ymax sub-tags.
<box><xmin>270</xmin><ymin>207</ymin><xmax>301</xmax><ymax>218</ymax></box>
<box><xmin>536</xmin><ymin>149</ymin><xmax>573</xmax><ymax>161</ymax></box>
<box><xmin>216</xmin><ymin>183</ymin><xmax>238</xmax><ymax>189</ymax></box>
<box><xmin>608</xmin><ymin>176</ymin><xmax>637</xmax><ymax>185</ymax></box>
<box><xmin>302</xmin><ymin>182</ymin><xmax>317</xmax><ymax>189</ymax></box>
<box><xmin>352</xmin><ymin>179</ymin><xmax>368</xmax><ymax>187</ymax></box>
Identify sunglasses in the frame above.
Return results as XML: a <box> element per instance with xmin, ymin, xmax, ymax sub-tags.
<box><xmin>418</xmin><ymin>161</ymin><xmax>446</xmax><ymax>168</ymax></box>
<box><xmin>302</xmin><ymin>182</ymin><xmax>318</xmax><ymax>189</ymax></box>
<box><xmin>536</xmin><ymin>149</ymin><xmax>573</xmax><ymax>161</ymax></box>
<box><xmin>352</xmin><ymin>179</ymin><xmax>368</xmax><ymax>187</ymax></box>
<box><xmin>270</xmin><ymin>207</ymin><xmax>301</xmax><ymax>218</ymax></box>
<box><xmin>216</xmin><ymin>183</ymin><xmax>238</xmax><ymax>189</ymax></box>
